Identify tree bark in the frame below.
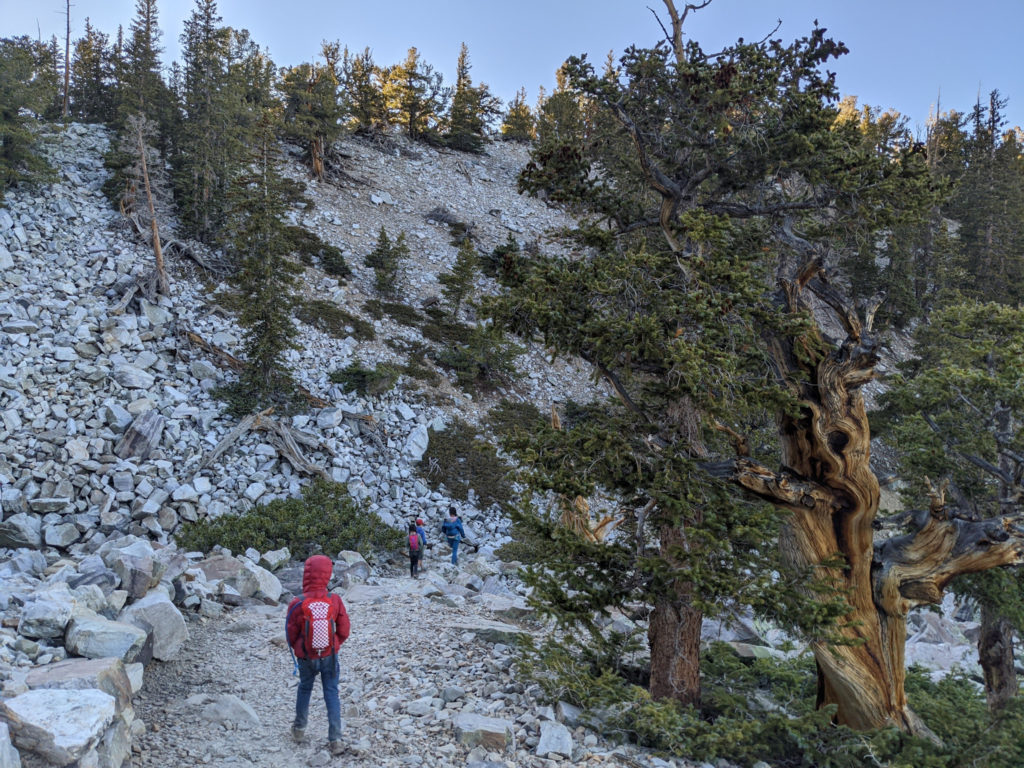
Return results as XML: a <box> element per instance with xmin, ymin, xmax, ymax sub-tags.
<box><xmin>725</xmin><ymin>264</ymin><xmax>1024</xmax><ymax>736</ymax></box>
<box><xmin>135</xmin><ymin>123</ymin><xmax>170</xmax><ymax>296</ymax></box>
<box><xmin>648</xmin><ymin>525</ymin><xmax>702</xmax><ymax>706</ymax></box>
<box><xmin>979</xmin><ymin>603</ymin><xmax>1016</xmax><ymax>712</ymax></box>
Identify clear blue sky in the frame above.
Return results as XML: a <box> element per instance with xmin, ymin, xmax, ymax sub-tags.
<box><xmin>3</xmin><ymin>0</ymin><xmax>1021</xmax><ymax>133</ymax></box>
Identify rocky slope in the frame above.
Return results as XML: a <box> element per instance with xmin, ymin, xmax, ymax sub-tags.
<box><xmin>0</xmin><ymin>123</ymin><xmax>985</xmax><ymax>768</ymax></box>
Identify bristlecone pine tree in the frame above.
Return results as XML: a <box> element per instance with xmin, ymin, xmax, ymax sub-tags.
<box><xmin>444</xmin><ymin>43</ymin><xmax>500</xmax><ymax>153</ymax></box>
<box><xmin>280</xmin><ymin>41</ymin><xmax>344</xmax><ymax>180</ymax></box>
<box><xmin>340</xmin><ymin>46</ymin><xmax>387</xmax><ymax>134</ymax></box>
<box><xmin>364</xmin><ymin>226</ymin><xmax>409</xmax><ymax>299</ymax></box>
<box><xmin>382</xmin><ymin>47</ymin><xmax>448</xmax><ymax>142</ymax></box>
<box><xmin>70</xmin><ymin>18</ymin><xmax>115</xmax><ymax>123</ymax></box>
<box><xmin>490</xmin><ymin>0</ymin><xmax>1019</xmax><ymax>739</ymax></box>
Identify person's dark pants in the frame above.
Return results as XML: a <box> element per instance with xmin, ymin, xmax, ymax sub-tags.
<box><xmin>294</xmin><ymin>654</ymin><xmax>342</xmax><ymax>742</ymax></box>
<box><xmin>410</xmin><ymin>551</ymin><xmax>421</xmax><ymax>577</ymax></box>
<box><xmin>447</xmin><ymin>537</ymin><xmax>460</xmax><ymax>565</ymax></box>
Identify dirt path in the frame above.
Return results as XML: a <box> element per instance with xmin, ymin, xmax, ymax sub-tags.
<box><xmin>129</xmin><ymin>574</ymin><xmax>503</xmax><ymax>767</ymax></box>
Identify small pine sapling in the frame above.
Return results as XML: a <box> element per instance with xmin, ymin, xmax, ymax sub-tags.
<box><xmin>439</xmin><ymin>237</ymin><xmax>478</xmax><ymax>319</ymax></box>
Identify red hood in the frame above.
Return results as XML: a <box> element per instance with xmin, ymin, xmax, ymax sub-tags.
<box><xmin>301</xmin><ymin>555</ymin><xmax>333</xmax><ymax>595</ymax></box>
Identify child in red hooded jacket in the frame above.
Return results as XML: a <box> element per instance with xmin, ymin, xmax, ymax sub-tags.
<box><xmin>286</xmin><ymin>554</ymin><xmax>350</xmax><ymax>755</ymax></box>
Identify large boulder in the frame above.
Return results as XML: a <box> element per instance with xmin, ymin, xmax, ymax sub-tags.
<box><xmin>0</xmin><ymin>723</ymin><xmax>19</xmax><ymax>768</ymax></box>
<box><xmin>450</xmin><ymin>620</ymin><xmax>528</xmax><ymax>645</ymax></box>
<box><xmin>1</xmin><ymin>688</ymin><xmax>115</xmax><ymax>766</ymax></box>
<box><xmin>25</xmin><ymin>657</ymin><xmax>133</xmax><ymax>713</ymax></box>
<box><xmin>535</xmin><ymin>720</ymin><xmax>573</xmax><ymax>758</ymax></box>
<box><xmin>184</xmin><ymin>693</ymin><xmax>261</xmax><ymax>729</ymax></box>
<box><xmin>258</xmin><ymin>547</ymin><xmax>290</xmax><ymax>572</ymax></box>
<box><xmin>119</xmin><ymin>590</ymin><xmax>187</xmax><ymax>661</ymax></box>
<box><xmin>65</xmin><ymin>615</ymin><xmax>147</xmax><ymax>663</ymax></box>
<box><xmin>239</xmin><ymin>559</ymin><xmax>282</xmax><ymax>603</ymax></box>
<box><xmin>17</xmin><ymin>596</ymin><xmax>73</xmax><ymax>640</ymax></box>
<box><xmin>451</xmin><ymin>712</ymin><xmax>513</xmax><ymax>751</ymax></box>
<box><xmin>404</xmin><ymin>424</ymin><xmax>430</xmax><ymax>461</ymax></box>
<box><xmin>0</xmin><ymin>514</ymin><xmax>42</xmax><ymax>550</ymax></box>
<box><xmin>334</xmin><ymin>551</ymin><xmax>370</xmax><ymax>586</ymax></box>
<box><xmin>104</xmin><ymin>541</ymin><xmax>166</xmax><ymax>600</ymax></box>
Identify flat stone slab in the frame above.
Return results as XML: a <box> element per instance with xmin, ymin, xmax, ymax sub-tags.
<box><xmin>451</xmin><ymin>712</ymin><xmax>513</xmax><ymax>751</ymax></box>
<box><xmin>2</xmin><ymin>688</ymin><xmax>115</xmax><ymax>765</ymax></box>
<box><xmin>26</xmin><ymin>657</ymin><xmax>133</xmax><ymax>712</ymax></box>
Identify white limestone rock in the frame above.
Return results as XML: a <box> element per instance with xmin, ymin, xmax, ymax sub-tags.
<box><xmin>118</xmin><ymin>590</ymin><xmax>188</xmax><ymax>661</ymax></box>
<box><xmin>1</xmin><ymin>688</ymin><xmax>115</xmax><ymax>766</ymax></box>
<box><xmin>64</xmin><ymin>614</ymin><xmax>147</xmax><ymax>662</ymax></box>
<box><xmin>535</xmin><ymin>720</ymin><xmax>573</xmax><ymax>758</ymax></box>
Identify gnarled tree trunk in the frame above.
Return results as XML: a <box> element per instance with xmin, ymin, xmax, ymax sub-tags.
<box><xmin>648</xmin><ymin>525</ymin><xmax>702</xmax><ymax>706</ymax></box>
<box><xmin>727</xmin><ymin>263</ymin><xmax>1024</xmax><ymax>736</ymax></box>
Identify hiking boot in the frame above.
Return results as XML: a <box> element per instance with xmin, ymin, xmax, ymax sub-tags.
<box><xmin>291</xmin><ymin>727</ymin><xmax>305</xmax><ymax>742</ymax></box>
<box><xmin>329</xmin><ymin>740</ymin><xmax>345</xmax><ymax>756</ymax></box>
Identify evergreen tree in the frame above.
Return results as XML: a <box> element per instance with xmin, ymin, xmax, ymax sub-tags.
<box><xmin>439</xmin><ymin>237</ymin><xmax>478</xmax><ymax>317</ymax></box>
<box><xmin>500</xmin><ymin>87</ymin><xmax>535</xmax><ymax>142</ymax></box>
<box><xmin>534</xmin><ymin>65</ymin><xmax>583</xmax><ymax>147</ymax></box>
<box><xmin>0</xmin><ymin>37</ymin><xmax>57</xmax><ymax>200</ymax></box>
<box><xmin>382</xmin><ymin>47</ymin><xmax>448</xmax><ymax>142</ymax></box>
<box><xmin>120</xmin><ymin>0</ymin><xmax>175</xmax><ymax>131</ymax></box>
<box><xmin>70</xmin><ymin>19</ymin><xmax>115</xmax><ymax>122</ymax></box>
<box><xmin>950</xmin><ymin>92</ymin><xmax>1024</xmax><ymax>304</ymax></box>
<box><xmin>225</xmin><ymin>106</ymin><xmax>303</xmax><ymax>402</ymax></box>
<box><xmin>444</xmin><ymin>43</ymin><xmax>500</xmax><ymax>153</ymax></box>
<box><xmin>280</xmin><ymin>41</ymin><xmax>344</xmax><ymax>179</ymax></box>
<box><xmin>364</xmin><ymin>226</ymin><xmax>409</xmax><ymax>298</ymax></box>
<box><xmin>833</xmin><ymin>97</ymin><xmax>946</xmax><ymax>326</ymax></box>
<box><xmin>340</xmin><ymin>47</ymin><xmax>387</xmax><ymax>134</ymax></box>
<box><xmin>493</xmin><ymin>2</ymin><xmax>941</xmax><ymax>734</ymax></box>
<box><xmin>174</xmin><ymin>0</ymin><xmax>237</xmax><ymax>243</ymax></box>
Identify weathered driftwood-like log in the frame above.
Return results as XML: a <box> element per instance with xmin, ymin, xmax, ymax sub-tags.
<box><xmin>198</xmin><ymin>412</ymin><xmax>259</xmax><ymax>471</ymax></box>
<box><xmin>115</xmin><ymin>410</ymin><xmax>166</xmax><ymax>460</ymax></box>
<box><xmin>198</xmin><ymin>409</ymin><xmax>339</xmax><ymax>481</ymax></box>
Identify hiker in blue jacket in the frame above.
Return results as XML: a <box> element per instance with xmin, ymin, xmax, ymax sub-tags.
<box><xmin>440</xmin><ymin>506</ymin><xmax>466</xmax><ymax>565</ymax></box>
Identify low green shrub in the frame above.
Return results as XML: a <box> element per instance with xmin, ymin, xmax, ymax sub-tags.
<box><xmin>176</xmin><ymin>479</ymin><xmax>403</xmax><ymax>557</ymax></box>
<box><xmin>420</xmin><ymin>307</ymin><xmax>474</xmax><ymax>346</ymax></box>
<box><xmin>485</xmin><ymin>398</ymin><xmax>545</xmax><ymax>445</ymax></box>
<box><xmin>295</xmin><ymin>299</ymin><xmax>375</xmax><ymax>341</ymax></box>
<box><xmin>329</xmin><ymin>362</ymin><xmax>399</xmax><ymax>396</ymax></box>
<box><xmin>284</xmin><ymin>224</ymin><xmax>350</xmax><ymax>278</ymax></box>
<box><xmin>434</xmin><ymin>325</ymin><xmax>523</xmax><ymax>393</ymax></box>
<box><xmin>362</xmin><ymin>299</ymin><xmax>423</xmax><ymax>327</ymax></box>
<box><xmin>417</xmin><ymin>417</ymin><xmax>515</xmax><ymax>508</ymax></box>
<box><xmin>515</xmin><ymin>634</ymin><xmax>1024</xmax><ymax>768</ymax></box>
<box><xmin>386</xmin><ymin>340</ymin><xmax>442</xmax><ymax>386</ymax></box>
<box><xmin>209</xmin><ymin>379</ymin><xmax>304</xmax><ymax>419</ymax></box>
<box><xmin>480</xmin><ymin>233</ymin><xmax>529</xmax><ymax>287</ymax></box>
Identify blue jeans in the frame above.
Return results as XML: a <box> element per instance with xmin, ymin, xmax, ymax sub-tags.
<box><xmin>294</xmin><ymin>655</ymin><xmax>342</xmax><ymax>742</ymax></box>
<box><xmin>447</xmin><ymin>537</ymin><xmax>460</xmax><ymax>565</ymax></box>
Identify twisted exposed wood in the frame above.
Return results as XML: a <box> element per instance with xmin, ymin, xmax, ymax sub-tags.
<box><xmin>198</xmin><ymin>408</ymin><xmax>336</xmax><ymax>480</ymax></box>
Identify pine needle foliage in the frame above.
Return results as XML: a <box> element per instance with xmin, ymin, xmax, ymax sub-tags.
<box><xmin>364</xmin><ymin>225</ymin><xmax>409</xmax><ymax>298</ymax></box>
<box><xmin>439</xmin><ymin>237</ymin><xmax>479</xmax><ymax>318</ymax></box>
<box><xmin>489</xmin><ymin>5</ymin><xmax>932</xmax><ymax>710</ymax></box>
<box><xmin>223</xmin><ymin>106</ymin><xmax>303</xmax><ymax>406</ymax></box>
<box><xmin>0</xmin><ymin>37</ymin><xmax>57</xmax><ymax>200</ymax></box>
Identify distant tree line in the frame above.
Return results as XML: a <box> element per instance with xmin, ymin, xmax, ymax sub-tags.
<box><xmin>0</xmin><ymin>0</ymin><xmax>547</xmax><ymax>410</ymax></box>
